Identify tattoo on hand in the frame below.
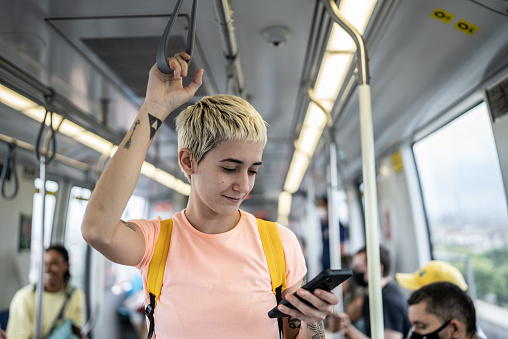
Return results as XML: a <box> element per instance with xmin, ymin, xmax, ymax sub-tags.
<box><xmin>288</xmin><ymin>317</ymin><xmax>301</xmax><ymax>329</ymax></box>
<box><xmin>308</xmin><ymin>321</ymin><xmax>325</xmax><ymax>339</ymax></box>
<box><xmin>125</xmin><ymin>119</ymin><xmax>140</xmax><ymax>149</ymax></box>
<box><xmin>148</xmin><ymin>113</ymin><xmax>162</xmax><ymax>140</ymax></box>
<box><xmin>121</xmin><ymin>220</ymin><xmax>137</xmax><ymax>232</ymax></box>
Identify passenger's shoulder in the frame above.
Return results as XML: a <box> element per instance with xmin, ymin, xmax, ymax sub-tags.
<box><xmin>10</xmin><ymin>284</ymin><xmax>34</xmax><ymax>303</ymax></box>
<box><xmin>18</xmin><ymin>284</ymin><xmax>35</xmax><ymax>295</ymax></box>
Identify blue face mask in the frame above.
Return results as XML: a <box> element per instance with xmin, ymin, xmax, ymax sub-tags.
<box><xmin>409</xmin><ymin>320</ymin><xmax>451</xmax><ymax>339</ymax></box>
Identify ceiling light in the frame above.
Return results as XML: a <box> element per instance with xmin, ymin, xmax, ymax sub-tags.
<box><xmin>314</xmin><ymin>53</ymin><xmax>353</xmax><ymax>101</ymax></box>
<box><xmin>278</xmin><ymin>191</ymin><xmax>292</xmax><ymax>217</ymax></box>
<box><xmin>284</xmin><ymin>150</ymin><xmax>310</xmax><ymax>194</ymax></box>
<box><xmin>0</xmin><ymin>84</ymin><xmax>37</xmax><ymax>110</ymax></box>
<box><xmin>339</xmin><ymin>0</ymin><xmax>377</xmax><ymax>34</ymax></box>
<box><xmin>141</xmin><ymin>161</ymin><xmax>157</xmax><ymax>178</ymax></box>
<box><xmin>295</xmin><ymin>102</ymin><xmax>327</xmax><ymax>156</ymax></box>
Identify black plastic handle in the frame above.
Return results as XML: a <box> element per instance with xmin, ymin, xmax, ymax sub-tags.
<box><xmin>35</xmin><ymin>91</ymin><xmax>57</xmax><ymax>164</ymax></box>
<box><xmin>156</xmin><ymin>0</ymin><xmax>198</xmax><ymax>74</ymax></box>
<box><xmin>1</xmin><ymin>142</ymin><xmax>19</xmax><ymax>200</ymax></box>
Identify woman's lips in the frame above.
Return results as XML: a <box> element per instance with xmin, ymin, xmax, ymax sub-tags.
<box><xmin>224</xmin><ymin>195</ymin><xmax>242</xmax><ymax>203</ymax></box>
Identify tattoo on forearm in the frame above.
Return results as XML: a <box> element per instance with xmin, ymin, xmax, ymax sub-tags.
<box><xmin>308</xmin><ymin>321</ymin><xmax>325</xmax><ymax>339</ymax></box>
<box><xmin>121</xmin><ymin>220</ymin><xmax>137</xmax><ymax>232</ymax></box>
<box><xmin>288</xmin><ymin>317</ymin><xmax>301</xmax><ymax>329</ymax></box>
<box><xmin>148</xmin><ymin>113</ymin><xmax>162</xmax><ymax>140</ymax></box>
<box><xmin>125</xmin><ymin>119</ymin><xmax>140</xmax><ymax>149</ymax></box>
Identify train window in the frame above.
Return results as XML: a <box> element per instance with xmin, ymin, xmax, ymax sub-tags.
<box><xmin>65</xmin><ymin>186</ymin><xmax>92</xmax><ymax>290</ymax></box>
<box><xmin>413</xmin><ymin>102</ymin><xmax>508</xmax><ymax>311</ymax></box>
<box><xmin>29</xmin><ymin>179</ymin><xmax>58</xmax><ymax>282</ymax></box>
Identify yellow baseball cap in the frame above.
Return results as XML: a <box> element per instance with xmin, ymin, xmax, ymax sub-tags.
<box><xmin>395</xmin><ymin>260</ymin><xmax>468</xmax><ymax>291</ymax></box>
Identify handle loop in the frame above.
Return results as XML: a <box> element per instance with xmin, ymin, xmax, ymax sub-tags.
<box><xmin>156</xmin><ymin>0</ymin><xmax>199</xmax><ymax>74</ymax></box>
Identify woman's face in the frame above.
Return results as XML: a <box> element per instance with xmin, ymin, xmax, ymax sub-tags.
<box><xmin>44</xmin><ymin>249</ymin><xmax>69</xmax><ymax>291</ymax></box>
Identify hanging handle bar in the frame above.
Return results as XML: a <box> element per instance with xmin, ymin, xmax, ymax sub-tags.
<box><xmin>35</xmin><ymin>90</ymin><xmax>57</xmax><ymax>164</ymax></box>
<box><xmin>156</xmin><ymin>0</ymin><xmax>199</xmax><ymax>74</ymax></box>
<box><xmin>1</xmin><ymin>142</ymin><xmax>19</xmax><ymax>200</ymax></box>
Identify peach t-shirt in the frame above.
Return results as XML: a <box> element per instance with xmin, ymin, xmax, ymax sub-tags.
<box><xmin>132</xmin><ymin>209</ymin><xmax>306</xmax><ymax>338</ymax></box>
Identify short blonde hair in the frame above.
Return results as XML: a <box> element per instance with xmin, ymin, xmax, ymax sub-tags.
<box><xmin>176</xmin><ymin>94</ymin><xmax>267</xmax><ymax>179</ymax></box>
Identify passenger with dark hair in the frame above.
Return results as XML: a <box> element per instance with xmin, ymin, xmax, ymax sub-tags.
<box><xmin>326</xmin><ymin>245</ymin><xmax>411</xmax><ymax>339</ymax></box>
<box><xmin>396</xmin><ymin>260</ymin><xmax>487</xmax><ymax>339</ymax></box>
<box><xmin>6</xmin><ymin>245</ymin><xmax>85</xmax><ymax>339</ymax></box>
<box><xmin>407</xmin><ymin>282</ymin><xmax>478</xmax><ymax>339</ymax></box>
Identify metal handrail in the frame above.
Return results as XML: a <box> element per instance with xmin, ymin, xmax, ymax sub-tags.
<box><xmin>320</xmin><ymin>1</ymin><xmax>382</xmax><ymax>339</ymax></box>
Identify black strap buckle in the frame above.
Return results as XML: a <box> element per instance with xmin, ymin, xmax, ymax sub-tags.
<box><xmin>145</xmin><ymin>304</ymin><xmax>154</xmax><ymax>319</ymax></box>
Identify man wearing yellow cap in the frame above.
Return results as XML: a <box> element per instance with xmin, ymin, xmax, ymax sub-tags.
<box><xmin>395</xmin><ymin>260</ymin><xmax>468</xmax><ymax>291</ymax></box>
<box><xmin>397</xmin><ymin>261</ymin><xmax>487</xmax><ymax>339</ymax></box>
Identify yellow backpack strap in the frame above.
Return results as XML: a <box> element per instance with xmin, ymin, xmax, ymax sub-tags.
<box><xmin>257</xmin><ymin>218</ymin><xmax>287</xmax><ymax>294</ymax></box>
<box><xmin>257</xmin><ymin>218</ymin><xmax>286</xmax><ymax>338</ymax></box>
<box><xmin>145</xmin><ymin>218</ymin><xmax>173</xmax><ymax>339</ymax></box>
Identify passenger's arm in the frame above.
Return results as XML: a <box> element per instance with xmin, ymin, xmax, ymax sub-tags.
<box><xmin>280</xmin><ymin>278</ymin><xmax>339</xmax><ymax>339</ymax></box>
<box><xmin>81</xmin><ymin>52</ymin><xmax>203</xmax><ymax>265</ymax></box>
<box><xmin>327</xmin><ymin>313</ymin><xmax>368</xmax><ymax>339</ymax></box>
<box><xmin>383</xmin><ymin>328</ymin><xmax>404</xmax><ymax>339</ymax></box>
<box><xmin>327</xmin><ymin>313</ymin><xmax>404</xmax><ymax>339</ymax></box>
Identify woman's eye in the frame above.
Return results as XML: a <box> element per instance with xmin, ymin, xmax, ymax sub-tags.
<box><xmin>249</xmin><ymin>170</ymin><xmax>258</xmax><ymax>175</ymax></box>
<box><xmin>223</xmin><ymin>168</ymin><xmax>236</xmax><ymax>173</ymax></box>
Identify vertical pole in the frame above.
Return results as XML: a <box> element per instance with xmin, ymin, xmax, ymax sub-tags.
<box><xmin>328</xmin><ymin>140</ymin><xmax>344</xmax><ymax>339</ymax></box>
<box><xmin>320</xmin><ymin>0</ymin><xmax>383</xmax><ymax>337</ymax></box>
<box><xmin>34</xmin><ymin>155</ymin><xmax>47</xmax><ymax>339</ymax></box>
<box><xmin>328</xmin><ymin>141</ymin><xmax>342</xmax><ymax>271</ymax></box>
<box><xmin>359</xmin><ymin>84</ymin><xmax>383</xmax><ymax>339</ymax></box>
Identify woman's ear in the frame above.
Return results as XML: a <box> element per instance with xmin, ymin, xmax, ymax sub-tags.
<box><xmin>179</xmin><ymin>148</ymin><xmax>195</xmax><ymax>176</ymax></box>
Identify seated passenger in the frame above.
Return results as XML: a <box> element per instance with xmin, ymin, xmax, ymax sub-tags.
<box><xmin>325</xmin><ymin>245</ymin><xmax>411</xmax><ymax>339</ymax></box>
<box><xmin>407</xmin><ymin>282</ymin><xmax>478</xmax><ymax>339</ymax></box>
<box><xmin>6</xmin><ymin>245</ymin><xmax>85</xmax><ymax>339</ymax></box>
<box><xmin>396</xmin><ymin>260</ymin><xmax>487</xmax><ymax>338</ymax></box>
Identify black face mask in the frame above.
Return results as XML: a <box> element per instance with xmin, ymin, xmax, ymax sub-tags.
<box><xmin>352</xmin><ymin>271</ymin><xmax>368</xmax><ymax>287</ymax></box>
<box><xmin>409</xmin><ymin>320</ymin><xmax>451</xmax><ymax>339</ymax></box>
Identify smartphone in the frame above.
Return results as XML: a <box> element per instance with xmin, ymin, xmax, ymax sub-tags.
<box><xmin>267</xmin><ymin>268</ymin><xmax>352</xmax><ymax>318</ymax></box>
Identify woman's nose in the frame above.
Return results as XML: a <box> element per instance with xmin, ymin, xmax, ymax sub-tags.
<box><xmin>233</xmin><ymin>171</ymin><xmax>250</xmax><ymax>193</ymax></box>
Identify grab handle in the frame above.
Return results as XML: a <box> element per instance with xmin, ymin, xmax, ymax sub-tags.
<box><xmin>156</xmin><ymin>0</ymin><xmax>198</xmax><ymax>74</ymax></box>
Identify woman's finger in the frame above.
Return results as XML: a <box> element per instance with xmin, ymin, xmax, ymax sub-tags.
<box><xmin>174</xmin><ymin>54</ymin><xmax>189</xmax><ymax>78</ymax></box>
<box><xmin>168</xmin><ymin>56</ymin><xmax>182</xmax><ymax>79</ymax></box>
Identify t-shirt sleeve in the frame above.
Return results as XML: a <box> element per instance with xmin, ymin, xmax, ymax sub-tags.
<box><xmin>277</xmin><ymin>224</ymin><xmax>307</xmax><ymax>288</ymax></box>
<box><xmin>130</xmin><ymin>217</ymin><xmax>162</xmax><ymax>272</ymax></box>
